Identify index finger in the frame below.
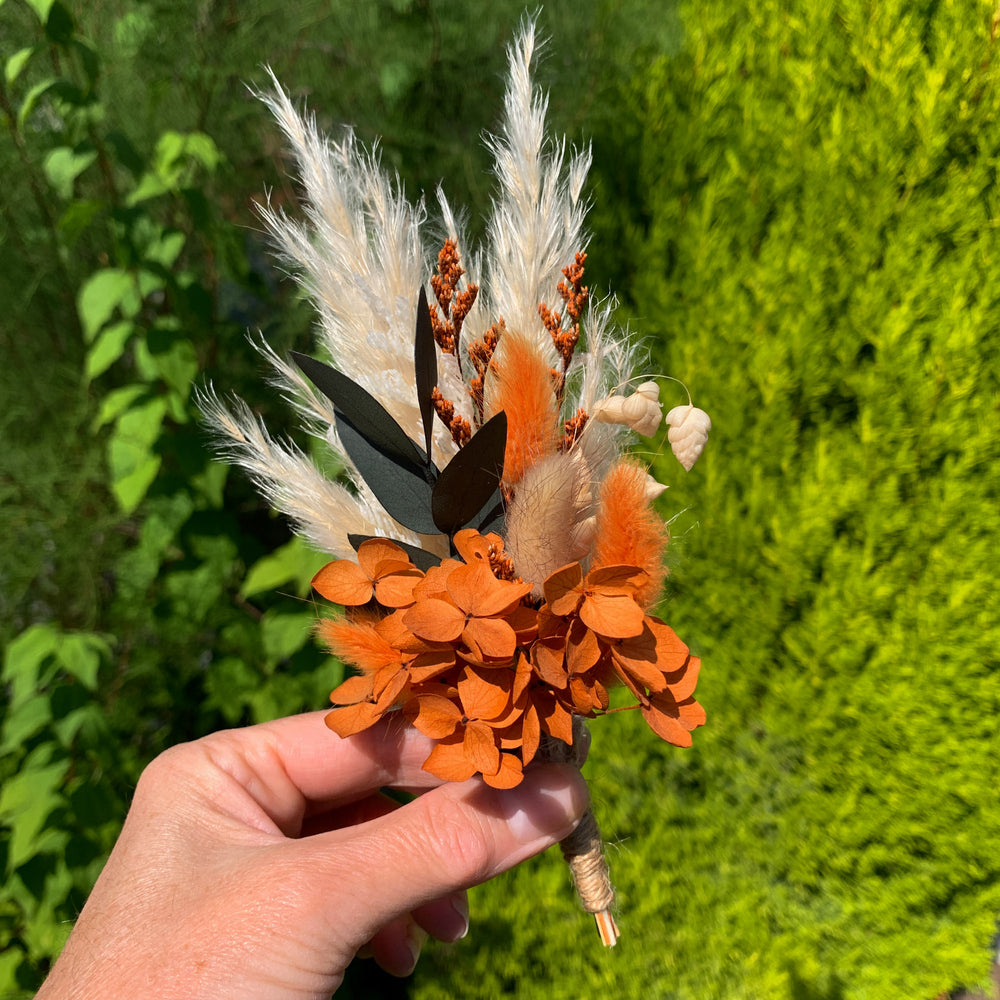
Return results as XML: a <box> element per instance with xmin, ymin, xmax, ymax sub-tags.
<box><xmin>195</xmin><ymin>710</ymin><xmax>444</xmax><ymax>823</ymax></box>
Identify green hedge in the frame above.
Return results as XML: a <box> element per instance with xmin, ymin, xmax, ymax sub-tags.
<box><xmin>3</xmin><ymin>0</ymin><xmax>998</xmax><ymax>997</ymax></box>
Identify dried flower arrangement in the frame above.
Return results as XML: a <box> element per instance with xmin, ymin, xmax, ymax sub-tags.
<box><xmin>199</xmin><ymin>20</ymin><xmax>710</xmax><ymax>948</ymax></box>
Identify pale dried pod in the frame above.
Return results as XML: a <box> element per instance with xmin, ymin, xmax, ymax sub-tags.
<box><xmin>665</xmin><ymin>405</ymin><xmax>711</xmax><ymax>471</ymax></box>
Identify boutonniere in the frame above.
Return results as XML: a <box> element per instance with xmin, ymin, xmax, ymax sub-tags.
<box><xmin>201</xmin><ymin>19</ymin><xmax>710</xmax><ymax>947</ymax></box>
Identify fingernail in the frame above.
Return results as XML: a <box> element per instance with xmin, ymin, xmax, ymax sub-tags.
<box><xmin>403</xmin><ymin>921</ymin><xmax>427</xmax><ymax>974</ymax></box>
<box><xmin>448</xmin><ymin>893</ymin><xmax>469</xmax><ymax>941</ymax></box>
<box><xmin>499</xmin><ymin>764</ymin><xmax>587</xmax><ymax>845</ymax></box>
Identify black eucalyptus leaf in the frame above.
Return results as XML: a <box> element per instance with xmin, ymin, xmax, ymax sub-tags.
<box><xmin>347</xmin><ymin>533</ymin><xmax>443</xmax><ymax>572</ymax></box>
<box><xmin>291</xmin><ymin>351</ymin><xmax>429</xmax><ymax>472</ymax></box>
<box><xmin>413</xmin><ymin>286</ymin><xmax>438</xmax><ymax>468</ymax></box>
<box><xmin>467</xmin><ymin>488</ymin><xmax>506</xmax><ymax>536</ymax></box>
<box><xmin>431</xmin><ymin>411</ymin><xmax>507</xmax><ymax>534</ymax></box>
<box><xmin>337</xmin><ymin>413</ymin><xmax>439</xmax><ymax>535</ymax></box>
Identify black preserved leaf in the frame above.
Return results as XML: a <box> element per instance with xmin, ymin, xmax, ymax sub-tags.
<box><xmin>337</xmin><ymin>413</ymin><xmax>439</xmax><ymax>535</ymax></box>
<box><xmin>431</xmin><ymin>411</ymin><xmax>507</xmax><ymax>534</ymax></box>
<box><xmin>466</xmin><ymin>488</ymin><xmax>506</xmax><ymax>536</ymax></box>
<box><xmin>291</xmin><ymin>351</ymin><xmax>429</xmax><ymax>471</ymax></box>
<box><xmin>413</xmin><ymin>286</ymin><xmax>438</xmax><ymax>467</ymax></box>
<box><xmin>348</xmin><ymin>534</ymin><xmax>443</xmax><ymax>572</ymax></box>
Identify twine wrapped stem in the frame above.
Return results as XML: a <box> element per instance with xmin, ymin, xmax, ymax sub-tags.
<box><xmin>540</xmin><ymin>715</ymin><xmax>619</xmax><ymax>947</ymax></box>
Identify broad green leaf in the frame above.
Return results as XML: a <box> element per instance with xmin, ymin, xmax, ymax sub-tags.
<box><xmin>4</xmin><ymin>46</ymin><xmax>37</xmax><ymax>86</ymax></box>
<box><xmin>16</xmin><ymin>76</ymin><xmax>58</xmax><ymax>129</ymax></box>
<box><xmin>261</xmin><ymin>610</ymin><xmax>315</xmax><ymax>664</ymax></box>
<box><xmin>92</xmin><ymin>384</ymin><xmax>147</xmax><ymax>431</ymax></box>
<box><xmin>145</xmin><ymin>229</ymin><xmax>186</xmax><ymax>269</ymax></box>
<box><xmin>153</xmin><ymin>130</ymin><xmax>220</xmax><ymax>174</ymax></box>
<box><xmin>2</xmin><ymin>625</ymin><xmax>58</xmax><ymax>712</ymax></box>
<box><xmin>23</xmin><ymin>0</ymin><xmax>56</xmax><ymax>23</ymax></box>
<box><xmin>136</xmin><ymin>334</ymin><xmax>198</xmax><ymax>397</ymax></box>
<box><xmin>85</xmin><ymin>320</ymin><xmax>134</xmax><ymax>381</ymax></box>
<box><xmin>57</xmin><ymin>634</ymin><xmax>108</xmax><ymax>690</ymax></box>
<box><xmin>241</xmin><ymin>535</ymin><xmax>318</xmax><ymax>598</ymax></box>
<box><xmin>43</xmin><ymin>146</ymin><xmax>97</xmax><ymax>199</ymax></box>
<box><xmin>0</xmin><ymin>695</ymin><xmax>52</xmax><ymax>751</ymax></box>
<box><xmin>77</xmin><ymin>269</ymin><xmax>135</xmax><ymax>342</ymax></box>
<box><xmin>109</xmin><ymin>452</ymin><xmax>161</xmax><ymax>513</ymax></box>
<box><xmin>107</xmin><ymin>397</ymin><xmax>168</xmax><ymax>513</ymax></box>
<box><xmin>0</xmin><ymin>758</ymin><xmax>68</xmax><ymax>872</ymax></box>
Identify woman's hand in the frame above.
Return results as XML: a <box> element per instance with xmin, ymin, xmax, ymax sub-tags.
<box><xmin>37</xmin><ymin>711</ymin><xmax>588</xmax><ymax>999</ymax></box>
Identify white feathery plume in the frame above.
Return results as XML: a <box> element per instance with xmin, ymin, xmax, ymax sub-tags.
<box><xmin>483</xmin><ymin>20</ymin><xmax>593</xmax><ymax>355</ymax></box>
<box><xmin>196</xmin><ymin>387</ymin><xmax>407</xmax><ymax>558</ymax></box>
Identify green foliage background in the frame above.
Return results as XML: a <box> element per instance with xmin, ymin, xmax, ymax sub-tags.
<box><xmin>1</xmin><ymin>0</ymin><xmax>998</xmax><ymax>998</ymax></box>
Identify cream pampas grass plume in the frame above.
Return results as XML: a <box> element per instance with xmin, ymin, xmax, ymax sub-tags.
<box><xmin>201</xmin><ymin>17</ymin><xmax>710</xmax><ymax>948</ymax></box>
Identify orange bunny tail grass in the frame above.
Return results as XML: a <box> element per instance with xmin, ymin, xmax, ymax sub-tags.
<box><xmin>591</xmin><ymin>459</ymin><xmax>669</xmax><ymax>609</ymax></box>
<box><xmin>316</xmin><ymin>615</ymin><xmax>403</xmax><ymax>674</ymax></box>
<box><xmin>485</xmin><ymin>330</ymin><xmax>559</xmax><ymax>487</ymax></box>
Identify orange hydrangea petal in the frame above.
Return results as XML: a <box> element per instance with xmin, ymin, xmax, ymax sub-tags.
<box><xmin>453</xmin><ymin>529</ymin><xmax>494</xmax><ymax>564</ymax></box>
<box><xmin>588</xmin><ymin>564</ymin><xmax>647</xmax><ymax>594</ymax></box>
<box><xmin>412</xmin><ymin>560</ymin><xmax>461</xmax><ymax>601</ymax></box>
<box><xmin>544</xmin><ymin>562</ymin><xmax>584</xmax><ymax>614</ymax></box>
<box><xmin>520</xmin><ymin>703</ymin><xmax>540</xmax><ymax>766</ymax></box>
<box><xmin>404</xmin><ymin>598</ymin><xmax>466</xmax><ymax>643</ymax></box>
<box><xmin>448</xmin><ymin>562</ymin><xmax>530</xmax><ymax>617</ymax></box>
<box><xmin>458</xmin><ymin>664</ymin><xmax>512</xmax><ymax>721</ymax></box>
<box><xmin>641</xmin><ymin>692</ymin><xmax>706</xmax><ymax>745</ymax></box>
<box><xmin>423</xmin><ymin>735</ymin><xmax>478</xmax><ymax>783</ymax></box>
<box><xmin>676</xmin><ymin>695</ymin><xmax>707</xmax><ymax>731</ymax></box>
<box><xmin>463</xmin><ymin>616</ymin><xmax>517</xmax><ymax>662</ymax></box>
<box><xmin>644</xmin><ymin>617</ymin><xmax>691</xmax><ymax>671</ymax></box>
<box><xmin>512</xmin><ymin>652</ymin><xmax>533</xmax><ymax>701</ymax></box>
<box><xmin>404</xmin><ymin>694</ymin><xmax>462</xmax><ymax>738</ymax></box>
<box><xmin>532</xmin><ymin>640</ymin><xmax>568</xmax><ymax>688</ymax></box>
<box><xmin>464</xmin><ymin>720</ymin><xmax>501</xmax><ymax>775</ymax></box>
<box><xmin>329</xmin><ymin>674</ymin><xmax>373</xmax><ymax>704</ymax></box>
<box><xmin>356</xmin><ymin>538</ymin><xmax>412</xmax><ymax>577</ymax></box>
<box><xmin>640</xmin><ymin>701</ymin><xmax>691</xmax><ymax>746</ymax></box>
<box><xmin>482</xmin><ymin>752</ymin><xmax>524</xmax><ymax>788</ymax></box>
<box><xmin>324</xmin><ymin>700</ymin><xmax>384</xmax><ymax>738</ymax></box>
<box><xmin>408</xmin><ymin>647</ymin><xmax>458</xmax><ymax>682</ymax></box>
<box><xmin>508</xmin><ymin>604</ymin><xmax>539</xmax><ymax>643</ymax></box>
<box><xmin>538</xmin><ymin>695</ymin><xmax>574</xmax><ymax>744</ymax></box>
<box><xmin>579</xmin><ymin>592</ymin><xmax>645</xmax><ymax>638</ymax></box>
<box><xmin>664</xmin><ymin>655</ymin><xmax>701</xmax><ymax>702</ymax></box>
<box><xmin>312</xmin><ymin>560</ymin><xmax>373</xmax><ymax>605</ymax></box>
<box><xmin>565</xmin><ymin>621</ymin><xmax>602</xmax><ymax>674</ymax></box>
<box><xmin>373</xmin><ymin>667</ymin><xmax>409</xmax><ymax>707</ymax></box>
<box><xmin>373</xmin><ymin>565</ymin><xmax>424</xmax><ymax>608</ymax></box>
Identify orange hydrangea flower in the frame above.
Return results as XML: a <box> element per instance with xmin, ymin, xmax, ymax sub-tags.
<box><xmin>403</xmin><ymin>560</ymin><xmax>532</xmax><ymax>662</ymax></box>
<box><xmin>312</xmin><ymin>538</ymin><xmax>423</xmax><ymax>608</ymax></box>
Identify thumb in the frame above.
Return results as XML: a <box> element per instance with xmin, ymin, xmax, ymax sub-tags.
<box><xmin>304</xmin><ymin>762</ymin><xmax>589</xmax><ymax>948</ymax></box>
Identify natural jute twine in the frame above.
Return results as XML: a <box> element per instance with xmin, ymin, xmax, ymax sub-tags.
<box><xmin>540</xmin><ymin>716</ymin><xmax>619</xmax><ymax>945</ymax></box>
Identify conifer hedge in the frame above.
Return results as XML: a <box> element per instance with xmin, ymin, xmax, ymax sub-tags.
<box><xmin>417</xmin><ymin>1</ymin><xmax>1000</xmax><ymax>997</ymax></box>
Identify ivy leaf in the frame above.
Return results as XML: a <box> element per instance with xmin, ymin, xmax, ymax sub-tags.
<box><xmin>348</xmin><ymin>534</ymin><xmax>442</xmax><ymax>572</ymax></box>
<box><xmin>414</xmin><ymin>285</ymin><xmax>438</xmax><ymax>465</ymax></box>
<box><xmin>431</xmin><ymin>411</ymin><xmax>507</xmax><ymax>534</ymax></box>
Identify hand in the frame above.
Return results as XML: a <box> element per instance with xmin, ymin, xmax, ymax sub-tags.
<box><xmin>36</xmin><ymin>711</ymin><xmax>588</xmax><ymax>999</ymax></box>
